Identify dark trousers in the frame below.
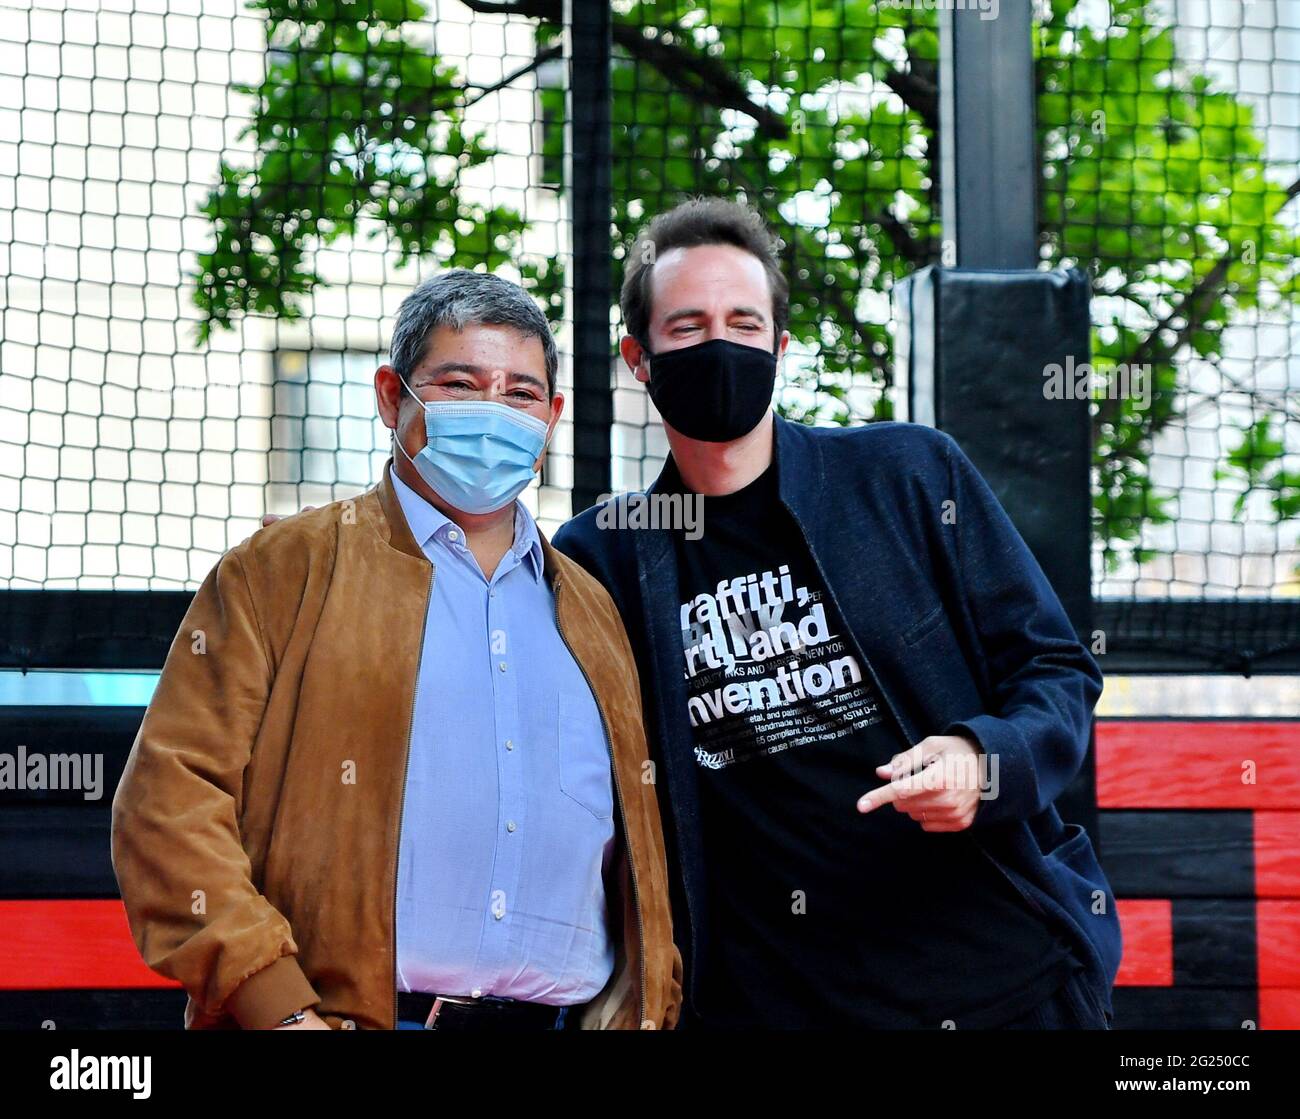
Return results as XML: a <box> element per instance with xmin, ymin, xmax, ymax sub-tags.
<box><xmin>682</xmin><ymin>964</ymin><xmax>1113</xmax><ymax>1030</ymax></box>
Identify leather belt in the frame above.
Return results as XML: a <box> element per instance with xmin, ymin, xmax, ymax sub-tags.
<box><xmin>397</xmin><ymin>991</ymin><xmax>567</xmax><ymax>1031</ymax></box>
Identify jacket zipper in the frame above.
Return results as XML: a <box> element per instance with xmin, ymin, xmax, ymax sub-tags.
<box><xmin>780</xmin><ymin>502</ymin><xmax>1054</xmax><ymax>925</ymax></box>
<box><xmin>392</xmin><ymin>564</ymin><xmax>435</xmax><ymax>1030</ymax></box>
<box><xmin>552</xmin><ymin>577</ymin><xmax>648</xmax><ymax>1029</ymax></box>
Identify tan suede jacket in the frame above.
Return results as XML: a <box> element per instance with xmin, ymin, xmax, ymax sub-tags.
<box><xmin>110</xmin><ymin>465</ymin><xmax>682</xmax><ymax>1030</ymax></box>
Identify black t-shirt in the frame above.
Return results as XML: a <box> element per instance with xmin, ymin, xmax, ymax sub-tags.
<box><xmin>667</xmin><ymin>459</ymin><xmax>1077</xmax><ymax>1029</ymax></box>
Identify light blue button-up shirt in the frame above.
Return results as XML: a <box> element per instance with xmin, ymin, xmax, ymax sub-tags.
<box><xmin>390</xmin><ymin>466</ymin><xmax>617</xmax><ymax>1004</ymax></box>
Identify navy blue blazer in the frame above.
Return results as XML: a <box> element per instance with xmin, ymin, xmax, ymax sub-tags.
<box><xmin>553</xmin><ymin>414</ymin><xmax>1121</xmax><ymax>1026</ymax></box>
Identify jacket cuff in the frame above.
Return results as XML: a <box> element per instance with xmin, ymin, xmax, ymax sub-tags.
<box><xmin>942</xmin><ymin>714</ymin><xmax>1039</xmax><ymax>827</ymax></box>
<box><xmin>224</xmin><ymin>956</ymin><xmax>321</xmax><ymax>1030</ymax></box>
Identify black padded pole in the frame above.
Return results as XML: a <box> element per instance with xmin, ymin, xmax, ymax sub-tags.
<box><xmin>565</xmin><ymin>0</ymin><xmax>613</xmax><ymax>514</ymax></box>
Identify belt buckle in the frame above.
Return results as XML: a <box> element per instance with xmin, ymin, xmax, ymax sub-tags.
<box><xmin>424</xmin><ymin>994</ymin><xmax>478</xmax><ymax>1030</ymax></box>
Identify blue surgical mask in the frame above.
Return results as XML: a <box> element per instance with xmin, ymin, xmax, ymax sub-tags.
<box><xmin>393</xmin><ymin>379</ymin><xmax>550</xmax><ymax>514</ymax></box>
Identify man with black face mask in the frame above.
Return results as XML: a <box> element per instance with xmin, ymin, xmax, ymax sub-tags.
<box><xmin>552</xmin><ymin>197</ymin><xmax>1121</xmax><ymax>1030</ymax></box>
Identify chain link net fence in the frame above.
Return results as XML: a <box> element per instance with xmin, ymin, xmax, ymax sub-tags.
<box><xmin>1036</xmin><ymin>0</ymin><xmax>1300</xmax><ymax>669</ymax></box>
<box><xmin>1</xmin><ymin>0</ymin><xmax>1297</xmax><ymax>670</ymax></box>
<box><xmin>1</xmin><ymin>0</ymin><xmax>572</xmax><ymax>589</ymax></box>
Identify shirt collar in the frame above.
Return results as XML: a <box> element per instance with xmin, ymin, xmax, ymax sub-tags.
<box><xmin>388</xmin><ymin>465</ymin><xmax>544</xmax><ymax>582</ymax></box>
<box><xmin>507</xmin><ymin>501</ymin><xmax>546</xmax><ymax>582</ymax></box>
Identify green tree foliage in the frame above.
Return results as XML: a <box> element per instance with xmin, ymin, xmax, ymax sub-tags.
<box><xmin>1037</xmin><ymin>0</ymin><xmax>1299</xmax><ymax>568</ymax></box>
<box><xmin>193</xmin><ymin>0</ymin><xmax>1299</xmax><ymax>566</ymax></box>
<box><xmin>192</xmin><ymin>0</ymin><xmax>565</xmax><ymax>340</ymax></box>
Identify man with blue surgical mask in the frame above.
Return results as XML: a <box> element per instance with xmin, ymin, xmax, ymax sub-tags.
<box><xmin>112</xmin><ymin>269</ymin><xmax>682</xmax><ymax>1032</ymax></box>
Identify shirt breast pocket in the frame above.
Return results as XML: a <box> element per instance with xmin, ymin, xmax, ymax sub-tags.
<box><xmin>557</xmin><ymin>690</ymin><xmax>615</xmax><ymax>821</ymax></box>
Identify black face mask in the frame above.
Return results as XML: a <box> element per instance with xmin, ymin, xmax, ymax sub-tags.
<box><xmin>644</xmin><ymin>336</ymin><xmax>777</xmax><ymax>443</ymax></box>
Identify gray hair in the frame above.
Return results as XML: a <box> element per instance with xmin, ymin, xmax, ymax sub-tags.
<box><xmin>389</xmin><ymin>269</ymin><xmax>558</xmax><ymax>397</ymax></box>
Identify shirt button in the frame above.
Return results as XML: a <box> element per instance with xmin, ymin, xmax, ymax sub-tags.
<box><xmin>498</xmin><ymin>662</ymin><xmax>507</xmax><ymax>672</ymax></box>
<box><xmin>471</xmin><ymin>988</ymin><xmax>482</xmax><ymax>998</ymax></box>
<box><xmin>505</xmin><ymin>739</ymin><xmax>514</xmax><ymax>751</ymax></box>
<box><xmin>506</xmin><ymin>820</ymin><xmax>516</xmax><ymax>833</ymax></box>
<box><xmin>448</xmin><ymin>530</ymin><xmax>459</xmax><ymax>542</ymax></box>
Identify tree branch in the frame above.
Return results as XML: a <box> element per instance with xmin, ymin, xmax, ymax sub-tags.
<box><xmin>460</xmin><ymin>0</ymin><xmax>788</xmax><ymax>137</ymax></box>
<box><xmin>460</xmin><ymin>43</ymin><xmax>563</xmax><ymax>109</ymax></box>
<box><xmin>883</xmin><ymin>65</ymin><xmax>938</xmax><ymax>133</ymax></box>
<box><xmin>459</xmin><ymin>0</ymin><xmax>561</xmax><ymax>16</ymax></box>
<box><xmin>459</xmin><ymin>1</ymin><xmax>940</xmax><ymax>144</ymax></box>
<box><xmin>609</xmin><ymin>26</ymin><xmax>789</xmax><ymax>139</ymax></box>
<box><xmin>1102</xmin><ymin>173</ymin><xmax>1300</xmax><ymax>428</ymax></box>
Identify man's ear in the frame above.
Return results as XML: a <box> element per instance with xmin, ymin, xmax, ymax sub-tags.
<box><xmin>621</xmin><ymin>335</ymin><xmax>649</xmax><ymax>384</ymax></box>
<box><xmin>375</xmin><ymin>364</ymin><xmax>403</xmax><ymax>430</ymax></box>
<box><xmin>533</xmin><ymin>391</ymin><xmax>565</xmax><ymax>472</ymax></box>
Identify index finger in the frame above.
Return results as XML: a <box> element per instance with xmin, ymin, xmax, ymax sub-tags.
<box><xmin>857</xmin><ymin>782</ymin><xmax>901</xmax><ymax>814</ymax></box>
<box><xmin>858</xmin><ymin>762</ymin><xmax>944</xmax><ymax>813</ymax></box>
